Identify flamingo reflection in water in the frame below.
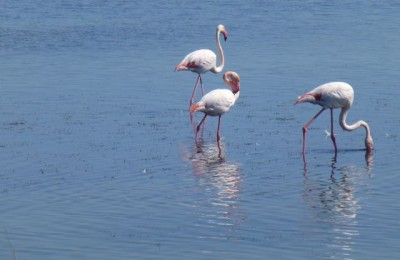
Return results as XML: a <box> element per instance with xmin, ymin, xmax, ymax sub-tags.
<box><xmin>303</xmin><ymin>149</ymin><xmax>373</xmax><ymax>176</ymax></box>
<box><xmin>303</xmin><ymin>163</ymin><xmax>372</xmax><ymax>258</ymax></box>
<box><xmin>181</xmin><ymin>141</ymin><xmax>245</xmax><ymax>230</ymax></box>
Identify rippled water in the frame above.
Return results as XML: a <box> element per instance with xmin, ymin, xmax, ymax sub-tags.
<box><xmin>1</xmin><ymin>1</ymin><xmax>400</xmax><ymax>259</ymax></box>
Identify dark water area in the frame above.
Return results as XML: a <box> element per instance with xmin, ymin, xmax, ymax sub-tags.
<box><xmin>1</xmin><ymin>1</ymin><xmax>399</xmax><ymax>259</ymax></box>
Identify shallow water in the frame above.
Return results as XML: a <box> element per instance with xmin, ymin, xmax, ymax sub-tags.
<box><xmin>1</xmin><ymin>1</ymin><xmax>400</xmax><ymax>259</ymax></box>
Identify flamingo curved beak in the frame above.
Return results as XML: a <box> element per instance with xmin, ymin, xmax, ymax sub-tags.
<box><xmin>222</xmin><ymin>31</ymin><xmax>228</xmax><ymax>41</ymax></box>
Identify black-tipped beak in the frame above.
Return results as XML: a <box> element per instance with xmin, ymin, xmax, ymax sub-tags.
<box><xmin>224</xmin><ymin>36</ymin><xmax>227</xmax><ymax>41</ymax></box>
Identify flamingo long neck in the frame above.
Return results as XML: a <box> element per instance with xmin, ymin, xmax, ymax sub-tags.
<box><xmin>339</xmin><ymin>107</ymin><xmax>373</xmax><ymax>150</ymax></box>
<box><xmin>339</xmin><ymin>108</ymin><xmax>370</xmax><ymax>134</ymax></box>
<box><xmin>232</xmin><ymin>83</ymin><xmax>240</xmax><ymax>101</ymax></box>
<box><xmin>211</xmin><ymin>28</ymin><xmax>224</xmax><ymax>73</ymax></box>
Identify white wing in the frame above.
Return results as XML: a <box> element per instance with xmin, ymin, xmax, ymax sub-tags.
<box><xmin>181</xmin><ymin>49</ymin><xmax>216</xmax><ymax>73</ymax></box>
<box><xmin>200</xmin><ymin>89</ymin><xmax>235</xmax><ymax>116</ymax></box>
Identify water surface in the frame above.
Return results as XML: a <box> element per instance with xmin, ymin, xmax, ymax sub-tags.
<box><xmin>1</xmin><ymin>1</ymin><xmax>399</xmax><ymax>259</ymax></box>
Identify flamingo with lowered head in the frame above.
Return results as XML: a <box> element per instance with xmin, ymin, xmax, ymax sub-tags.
<box><xmin>175</xmin><ymin>24</ymin><xmax>228</xmax><ymax>106</ymax></box>
<box><xmin>295</xmin><ymin>82</ymin><xmax>373</xmax><ymax>157</ymax></box>
<box><xmin>190</xmin><ymin>71</ymin><xmax>240</xmax><ymax>142</ymax></box>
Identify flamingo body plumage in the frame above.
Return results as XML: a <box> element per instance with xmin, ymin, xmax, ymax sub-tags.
<box><xmin>190</xmin><ymin>89</ymin><xmax>237</xmax><ymax>116</ymax></box>
<box><xmin>296</xmin><ymin>82</ymin><xmax>373</xmax><ymax>156</ymax></box>
<box><xmin>296</xmin><ymin>82</ymin><xmax>353</xmax><ymax>109</ymax></box>
<box><xmin>175</xmin><ymin>24</ymin><xmax>228</xmax><ymax>106</ymax></box>
<box><xmin>191</xmin><ymin>71</ymin><xmax>240</xmax><ymax>142</ymax></box>
<box><xmin>175</xmin><ymin>49</ymin><xmax>218</xmax><ymax>74</ymax></box>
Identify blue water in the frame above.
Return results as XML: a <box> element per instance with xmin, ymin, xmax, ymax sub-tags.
<box><xmin>1</xmin><ymin>1</ymin><xmax>400</xmax><ymax>259</ymax></box>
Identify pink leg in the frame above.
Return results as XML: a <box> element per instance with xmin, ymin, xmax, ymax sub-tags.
<box><xmin>199</xmin><ymin>76</ymin><xmax>205</xmax><ymax>96</ymax></box>
<box><xmin>190</xmin><ymin>74</ymin><xmax>201</xmax><ymax>106</ymax></box>
<box><xmin>330</xmin><ymin>108</ymin><xmax>338</xmax><ymax>157</ymax></box>
<box><xmin>217</xmin><ymin>115</ymin><xmax>222</xmax><ymax>142</ymax></box>
<box><xmin>195</xmin><ymin>114</ymin><xmax>207</xmax><ymax>140</ymax></box>
<box><xmin>302</xmin><ymin>108</ymin><xmax>325</xmax><ymax>157</ymax></box>
<box><xmin>217</xmin><ymin>140</ymin><xmax>222</xmax><ymax>158</ymax></box>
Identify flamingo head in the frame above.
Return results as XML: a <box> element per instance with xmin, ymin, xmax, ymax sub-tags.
<box><xmin>223</xmin><ymin>71</ymin><xmax>240</xmax><ymax>94</ymax></box>
<box><xmin>217</xmin><ymin>24</ymin><xmax>228</xmax><ymax>41</ymax></box>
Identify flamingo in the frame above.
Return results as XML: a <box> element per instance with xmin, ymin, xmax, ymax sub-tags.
<box><xmin>295</xmin><ymin>82</ymin><xmax>373</xmax><ymax>157</ymax></box>
<box><xmin>190</xmin><ymin>71</ymin><xmax>240</xmax><ymax>142</ymax></box>
<box><xmin>175</xmin><ymin>24</ymin><xmax>228</xmax><ymax>106</ymax></box>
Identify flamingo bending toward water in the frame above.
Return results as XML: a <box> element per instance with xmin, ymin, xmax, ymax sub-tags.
<box><xmin>190</xmin><ymin>71</ymin><xmax>240</xmax><ymax>142</ymax></box>
<box><xmin>295</xmin><ymin>82</ymin><xmax>373</xmax><ymax>157</ymax></box>
<box><xmin>175</xmin><ymin>24</ymin><xmax>228</xmax><ymax>106</ymax></box>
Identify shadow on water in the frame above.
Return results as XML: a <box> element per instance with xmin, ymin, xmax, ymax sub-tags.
<box><xmin>181</xmin><ymin>140</ymin><xmax>245</xmax><ymax>231</ymax></box>
<box><xmin>303</xmin><ymin>160</ymin><xmax>372</xmax><ymax>259</ymax></box>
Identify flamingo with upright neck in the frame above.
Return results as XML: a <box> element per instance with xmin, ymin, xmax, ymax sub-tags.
<box><xmin>295</xmin><ymin>82</ymin><xmax>373</xmax><ymax>159</ymax></box>
<box><xmin>175</xmin><ymin>24</ymin><xmax>228</xmax><ymax>107</ymax></box>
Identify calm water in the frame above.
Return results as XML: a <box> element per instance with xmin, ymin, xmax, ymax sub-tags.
<box><xmin>1</xmin><ymin>1</ymin><xmax>400</xmax><ymax>259</ymax></box>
